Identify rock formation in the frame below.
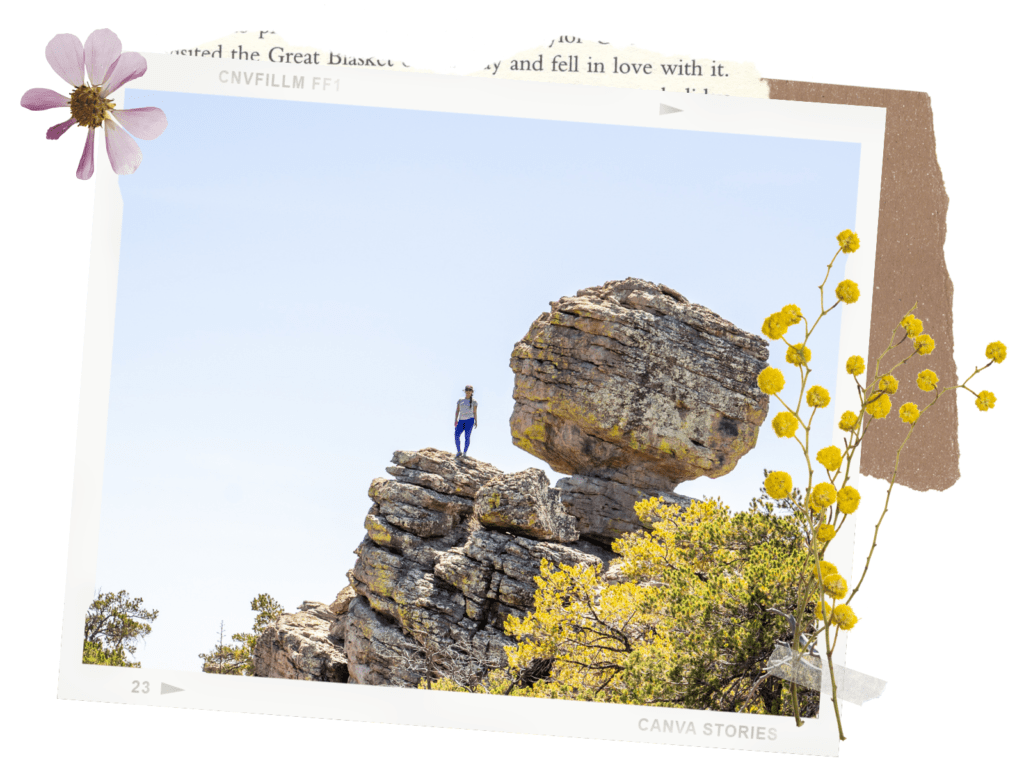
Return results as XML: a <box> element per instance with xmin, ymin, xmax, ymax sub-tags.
<box><xmin>252</xmin><ymin>599</ymin><xmax>349</xmax><ymax>682</ymax></box>
<box><xmin>510</xmin><ymin>278</ymin><xmax>769</xmax><ymax>489</ymax></box>
<box><xmin>511</xmin><ymin>278</ymin><xmax>769</xmax><ymax>545</ymax></box>
<box><xmin>336</xmin><ymin>449</ymin><xmax>610</xmax><ymax>687</ymax></box>
<box><xmin>555</xmin><ymin>474</ymin><xmax>696</xmax><ymax>547</ymax></box>
<box><xmin>253</xmin><ymin>277</ymin><xmax>769</xmax><ymax>688</ymax></box>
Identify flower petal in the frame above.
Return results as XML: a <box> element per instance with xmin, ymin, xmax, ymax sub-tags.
<box><xmin>47</xmin><ymin>117</ymin><xmax>77</xmax><ymax>140</ymax></box>
<box><xmin>84</xmin><ymin>29</ymin><xmax>122</xmax><ymax>87</ymax></box>
<box><xmin>21</xmin><ymin>88</ymin><xmax>71</xmax><ymax>111</ymax></box>
<box><xmin>45</xmin><ymin>33</ymin><xmax>85</xmax><ymax>87</ymax></box>
<box><xmin>111</xmin><ymin>107</ymin><xmax>167</xmax><ymax>140</ymax></box>
<box><xmin>77</xmin><ymin>128</ymin><xmax>96</xmax><ymax>180</ymax></box>
<box><xmin>99</xmin><ymin>51</ymin><xmax>147</xmax><ymax>97</ymax></box>
<box><xmin>104</xmin><ymin>120</ymin><xmax>143</xmax><ymax>175</ymax></box>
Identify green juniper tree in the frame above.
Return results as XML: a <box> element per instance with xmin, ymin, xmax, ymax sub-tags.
<box><xmin>82</xmin><ymin>590</ymin><xmax>159</xmax><ymax>668</ymax></box>
<box><xmin>200</xmin><ymin>594</ymin><xmax>283</xmax><ymax>675</ymax></box>
<box><xmin>198</xmin><ymin>621</ymin><xmax>247</xmax><ymax>675</ymax></box>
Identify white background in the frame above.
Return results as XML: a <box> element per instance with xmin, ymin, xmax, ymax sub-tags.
<box><xmin>2</xmin><ymin>1</ymin><xmax>1019</xmax><ymax>765</ymax></box>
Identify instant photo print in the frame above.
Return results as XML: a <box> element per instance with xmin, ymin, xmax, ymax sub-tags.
<box><xmin>57</xmin><ymin>51</ymin><xmax>886</xmax><ymax>756</ymax></box>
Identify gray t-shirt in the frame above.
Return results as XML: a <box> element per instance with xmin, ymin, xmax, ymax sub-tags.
<box><xmin>456</xmin><ymin>398</ymin><xmax>477</xmax><ymax>421</ymax></box>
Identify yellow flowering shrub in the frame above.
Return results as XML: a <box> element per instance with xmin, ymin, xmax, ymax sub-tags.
<box><xmin>772</xmin><ymin>412</ymin><xmax>799</xmax><ymax>438</ymax></box>
<box><xmin>899</xmin><ymin>402</ymin><xmax>920</xmax><ymax>424</ymax></box>
<box><xmin>458</xmin><ymin>497</ymin><xmax>819</xmax><ymax>716</ymax></box>
<box><xmin>846</xmin><ymin>355</ymin><xmax>865</xmax><ymax>376</ymax></box>
<box><xmin>757</xmin><ymin>366</ymin><xmax>785</xmax><ymax>395</ymax></box>
<box><xmin>917</xmin><ymin>369</ymin><xmax>939</xmax><ymax>391</ymax></box>
<box><xmin>836</xmin><ymin>486</ymin><xmax>860</xmax><ymax>514</ymax></box>
<box><xmin>786</xmin><ymin>343</ymin><xmax>812</xmax><ymax>366</ymax></box>
<box><xmin>806</xmin><ymin>385</ymin><xmax>831</xmax><ymax>408</ymax></box>
<box><xmin>976</xmin><ymin>390</ymin><xmax>997</xmax><ymax>411</ymax></box>
<box><xmin>835</xmin><ymin>279</ymin><xmax>860</xmax><ymax>304</ymax></box>
<box><xmin>816</xmin><ymin>446</ymin><xmax>842</xmax><ymax>472</ymax></box>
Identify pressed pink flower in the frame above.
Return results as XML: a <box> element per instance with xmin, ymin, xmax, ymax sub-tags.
<box><xmin>21</xmin><ymin>29</ymin><xmax>167</xmax><ymax>180</ymax></box>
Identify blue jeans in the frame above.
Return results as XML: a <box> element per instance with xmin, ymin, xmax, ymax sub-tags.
<box><xmin>455</xmin><ymin>418</ymin><xmax>474</xmax><ymax>453</ymax></box>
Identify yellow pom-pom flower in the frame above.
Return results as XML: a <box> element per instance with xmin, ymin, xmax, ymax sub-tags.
<box><xmin>976</xmin><ymin>390</ymin><xmax>997</xmax><ymax>412</ymax></box>
<box><xmin>806</xmin><ymin>385</ymin><xmax>831</xmax><ymax>408</ymax></box>
<box><xmin>986</xmin><ymin>341</ymin><xmax>1007</xmax><ymax>364</ymax></box>
<box><xmin>761</xmin><ymin>313</ymin><xmax>787</xmax><ymax>340</ymax></box>
<box><xmin>765</xmin><ymin>471</ymin><xmax>793</xmax><ymax>500</ymax></box>
<box><xmin>899</xmin><ymin>402</ymin><xmax>921</xmax><ymax>424</ymax></box>
<box><xmin>838</xmin><ymin>410</ymin><xmax>860</xmax><ymax>432</ymax></box>
<box><xmin>833</xmin><ymin>604</ymin><xmax>858</xmax><ymax>630</ymax></box>
<box><xmin>780</xmin><ymin>304</ymin><xmax>802</xmax><ymax>326</ymax></box>
<box><xmin>809</xmin><ymin>482</ymin><xmax>837</xmax><ymax>510</ymax></box>
<box><xmin>818</xmin><ymin>561</ymin><xmax>838</xmax><ymax>578</ymax></box>
<box><xmin>914</xmin><ymin>334</ymin><xmax>936</xmax><ymax>355</ymax></box>
<box><xmin>786</xmin><ymin>343</ymin><xmax>812</xmax><ymax>366</ymax></box>
<box><xmin>878</xmin><ymin>374</ymin><xmax>899</xmax><ymax>394</ymax></box>
<box><xmin>816</xmin><ymin>523</ymin><xmax>836</xmax><ymax>543</ymax></box>
<box><xmin>823</xmin><ymin>573</ymin><xmax>848</xmax><ymax>600</ymax></box>
<box><xmin>837</xmin><ymin>229</ymin><xmax>860</xmax><ymax>253</ymax></box>
<box><xmin>837</xmin><ymin>486</ymin><xmax>860</xmax><ymax>514</ymax></box>
<box><xmin>814</xmin><ymin>601</ymin><xmax>833</xmax><ymax>624</ymax></box>
<box><xmin>835</xmin><ymin>279</ymin><xmax>860</xmax><ymax>304</ymax></box>
<box><xmin>865</xmin><ymin>393</ymin><xmax>892</xmax><ymax>419</ymax></box>
<box><xmin>772</xmin><ymin>411</ymin><xmax>800</xmax><ymax>438</ymax></box>
<box><xmin>846</xmin><ymin>355</ymin><xmax>865</xmax><ymax>376</ymax></box>
<box><xmin>757</xmin><ymin>366</ymin><xmax>785</xmax><ymax>395</ymax></box>
<box><xmin>900</xmin><ymin>313</ymin><xmax>923</xmax><ymax>338</ymax></box>
<box><xmin>816</xmin><ymin>445</ymin><xmax>842</xmax><ymax>472</ymax></box>
<box><xmin>917</xmin><ymin>369</ymin><xmax>939</xmax><ymax>392</ymax></box>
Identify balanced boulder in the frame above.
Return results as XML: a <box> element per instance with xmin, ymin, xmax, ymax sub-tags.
<box><xmin>510</xmin><ymin>278</ymin><xmax>769</xmax><ymax>490</ymax></box>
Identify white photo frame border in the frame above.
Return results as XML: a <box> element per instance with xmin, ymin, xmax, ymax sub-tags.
<box><xmin>57</xmin><ymin>53</ymin><xmax>886</xmax><ymax>757</ymax></box>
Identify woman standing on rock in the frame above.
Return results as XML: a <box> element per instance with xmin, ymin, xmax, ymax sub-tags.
<box><xmin>454</xmin><ymin>385</ymin><xmax>478</xmax><ymax>458</ymax></box>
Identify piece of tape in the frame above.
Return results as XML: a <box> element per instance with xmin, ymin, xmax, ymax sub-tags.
<box><xmin>767</xmin><ymin>644</ymin><xmax>887</xmax><ymax>706</ymax></box>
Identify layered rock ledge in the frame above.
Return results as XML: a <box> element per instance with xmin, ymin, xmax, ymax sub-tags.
<box><xmin>335</xmin><ymin>449</ymin><xmax>610</xmax><ymax>688</ymax></box>
<box><xmin>252</xmin><ymin>600</ymin><xmax>349</xmax><ymax>682</ymax></box>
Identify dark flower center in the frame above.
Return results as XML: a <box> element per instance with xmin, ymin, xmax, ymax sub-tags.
<box><xmin>69</xmin><ymin>85</ymin><xmax>115</xmax><ymax>128</ymax></box>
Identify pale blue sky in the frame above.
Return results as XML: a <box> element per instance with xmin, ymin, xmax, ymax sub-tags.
<box><xmin>97</xmin><ymin>87</ymin><xmax>861</xmax><ymax>671</ymax></box>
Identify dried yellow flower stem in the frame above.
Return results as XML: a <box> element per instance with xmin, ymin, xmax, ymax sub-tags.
<box><xmin>764</xmin><ymin>243</ymin><xmax>1006</xmax><ymax>741</ymax></box>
